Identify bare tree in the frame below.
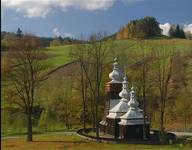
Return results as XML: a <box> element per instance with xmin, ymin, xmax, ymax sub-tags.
<box><xmin>152</xmin><ymin>48</ymin><xmax>174</xmax><ymax>132</ymax></box>
<box><xmin>136</xmin><ymin>41</ymin><xmax>149</xmax><ymax>140</ymax></box>
<box><xmin>6</xmin><ymin>35</ymin><xmax>48</xmax><ymax>141</ymax></box>
<box><xmin>129</xmin><ymin>40</ymin><xmax>152</xmax><ymax>140</ymax></box>
<box><xmin>72</xmin><ymin>32</ymin><xmax>112</xmax><ymax>139</ymax></box>
<box><xmin>70</xmin><ymin>37</ymin><xmax>90</xmax><ymax>132</ymax></box>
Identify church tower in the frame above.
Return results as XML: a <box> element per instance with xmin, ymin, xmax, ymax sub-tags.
<box><xmin>99</xmin><ymin>58</ymin><xmax>124</xmax><ymax>134</ymax></box>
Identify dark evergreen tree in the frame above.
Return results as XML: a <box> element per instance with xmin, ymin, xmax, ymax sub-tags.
<box><xmin>58</xmin><ymin>35</ymin><xmax>63</xmax><ymax>42</ymax></box>
<box><xmin>169</xmin><ymin>26</ymin><xmax>176</xmax><ymax>37</ymax></box>
<box><xmin>175</xmin><ymin>25</ymin><xmax>185</xmax><ymax>38</ymax></box>
<box><xmin>16</xmin><ymin>27</ymin><xmax>23</xmax><ymax>38</ymax></box>
<box><xmin>142</xmin><ymin>16</ymin><xmax>161</xmax><ymax>37</ymax></box>
<box><xmin>169</xmin><ymin>25</ymin><xmax>185</xmax><ymax>38</ymax></box>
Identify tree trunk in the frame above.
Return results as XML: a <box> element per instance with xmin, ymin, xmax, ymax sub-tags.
<box><xmin>143</xmin><ymin>95</ymin><xmax>147</xmax><ymax>140</ymax></box>
<box><xmin>95</xmin><ymin>100</ymin><xmax>99</xmax><ymax>139</ymax></box>
<box><xmin>27</xmin><ymin>107</ymin><xmax>33</xmax><ymax>142</ymax></box>
<box><xmin>184</xmin><ymin>111</ymin><xmax>187</xmax><ymax>131</ymax></box>
<box><xmin>95</xmin><ymin>56</ymin><xmax>100</xmax><ymax>140</ymax></box>
<box><xmin>91</xmin><ymin>98</ymin><xmax>96</xmax><ymax>130</ymax></box>
<box><xmin>81</xmin><ymin>64</ymin><xmax>86</xmax><ymax>132</ymax></box>
<box><xmin>160</xmin><ymin>109</ymin><xmax>164</xmax><ymax>132</ymax></box>
<box><xmin>83</xmin><ymin>100</ymin><xmax>86</xmax><ymax>131</ymax></box>
<box><xmin>142</xmin><ymin>64</ymin><xmax>147</xmax><ymax>140</ymax></box>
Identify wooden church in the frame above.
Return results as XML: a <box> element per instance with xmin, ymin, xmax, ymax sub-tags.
<box><xmin>99</xmin><ymin>58</ymin><xmax>150</xmax><ymax>140</ymax></box>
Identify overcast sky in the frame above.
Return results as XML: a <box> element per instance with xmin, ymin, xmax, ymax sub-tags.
<box><xmin>1</xmin><ymin>0</ymin><xmax>192</xmax><ymax>38</ymax></box>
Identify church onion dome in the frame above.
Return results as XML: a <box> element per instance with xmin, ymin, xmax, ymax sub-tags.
<box><xmin>119</xmin><ymin>76</ymin><xmax>129</xmax><ymax>100</ymax></box>
<box><xmin>109</xmin><ymin>57</ymin><xmax>124</xmax><ymax>83</ymax></box>
<box><xmin>120</xmin><ymin>86</ymin><xmax>144</xmax><ymax>120</ymax></box>
<box><xmin>127</xmin><ymin>86</ymin><xmax>139</xmax><ymax>108</ymax></box>
<box><xmin>107</xmin><ymin>75</ymin><xmax>129</xmax><ymax>119</ymax></box>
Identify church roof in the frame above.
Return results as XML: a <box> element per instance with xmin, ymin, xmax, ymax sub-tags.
<box><xmin>119</xmin><ymin>86</ymin><xmax>149</xmax><ymax>125</ymax></box>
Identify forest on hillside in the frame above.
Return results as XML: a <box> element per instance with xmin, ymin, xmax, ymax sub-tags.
<box><xmin>116</xmin><ymin>16</ymin><xmax>189</xmax><ymax>40</ymax></box>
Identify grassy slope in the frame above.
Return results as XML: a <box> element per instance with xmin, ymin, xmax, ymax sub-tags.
<box><xmin>113</xmin><ymin>39</ymin><xmax>192</xmax><ymax>55</ymax></box>
<box><xmin>44</xmin><ymin>39</ymin><xmax>192</xmax><ymax>68</ymax></box>
<box><xmin>2</xmin><ymin>134</ymin><xmax>191</xmax><ymax>150</ymax></box>
<box><xmin>43</xmin><ymin>45</ymin><xmax>74</xmax><ymax>67</ymax></box>
<box><xmin>1</xmin><ymin>45</ymin><xmax>72</xmax><ymax>107</ymax></box>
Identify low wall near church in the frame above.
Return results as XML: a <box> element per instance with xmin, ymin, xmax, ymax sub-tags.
<box><xmin>76</xmin><ymin>128</ymin><xmax>177</xmax><ymax>144</ymax></box>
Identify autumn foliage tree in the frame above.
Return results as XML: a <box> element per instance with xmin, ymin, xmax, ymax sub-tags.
<box><xmin>116</xmin><ymin>16</ymin><xmax>161</xmax><ymax>40</ymax></box>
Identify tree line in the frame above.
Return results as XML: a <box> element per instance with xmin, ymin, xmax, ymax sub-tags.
<box><xmin>116</xmin><ymin>16</ymin><xmax>161</xmax><ymax>40</ymax></box>
<box><xmin>116</xmin><ymin>16</ymin><xmax>188</xmax><ymax>40</ymax></box>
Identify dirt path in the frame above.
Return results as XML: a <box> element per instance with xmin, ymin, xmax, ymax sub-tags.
<box><xmin>2</xmin><ymin>131</ymin><xmax>192</xmax><ymax>140</ymax></box>
<box><xmin>170</xmin><ymin>132</ymin><xmax>192</xmax><ymax>137</ymax></box>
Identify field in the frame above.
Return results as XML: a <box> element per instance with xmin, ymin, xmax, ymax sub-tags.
<box><xmin>1</xmin><ymin>133</ymin><xmax>191</xmax><ymax>150</ymax></box>
<box><xmin>43</xmin><ymin>45</ymin><xmax>73</xmax><ymax>67</ymax></box>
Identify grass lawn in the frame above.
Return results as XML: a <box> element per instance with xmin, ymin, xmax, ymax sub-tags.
<box><xmin>43</xmin><ymin>45</ymin><xmax>74</xmax><ymax>67</ymax></box>
<box><xmin>1</xmin><ymin>133</ymin><xmax>191</xmax><ymax>150</ymax></box>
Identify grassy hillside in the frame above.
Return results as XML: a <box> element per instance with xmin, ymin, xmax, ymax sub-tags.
<box><xmin>113</xmin><ymin>39</ymin><xmax>192</xmax><ymax>57</ymax></box>
<box><xmin>43</xmin><ymin>45</ymin><xmax>74</xmax><ymax>67</ymax></box>
<box><xmin>43</xmin><ymin>39</ymin><xmax>192</xmax><ymax>69</ymax></box>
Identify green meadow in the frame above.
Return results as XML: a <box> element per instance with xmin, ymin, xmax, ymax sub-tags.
<box><xmin>2</xmin><ymin>133</ymin><xmax>191</xmax><ymax>150</ymax></box>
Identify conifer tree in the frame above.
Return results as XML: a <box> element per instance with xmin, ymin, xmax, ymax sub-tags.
<box><xmin>16</xmin><ymin>27</ymin><xmax>23</xmax><ymax>38</ymax></box>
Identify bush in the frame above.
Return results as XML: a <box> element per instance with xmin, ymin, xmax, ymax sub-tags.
<box><xmin>158</xmin><ymin>131</ymin><xmax>177</xmax><ymax>144</ymax></box>
<box><xmin>158</xmin><ymin>131</ymin><xmax>169</xmax><ymax>144</ymax></box>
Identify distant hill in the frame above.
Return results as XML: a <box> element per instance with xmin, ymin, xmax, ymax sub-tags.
<box><xmin>1</xmin><ymin>31</ymin><xmax>87</xmax><ymax>47</ymax></box>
